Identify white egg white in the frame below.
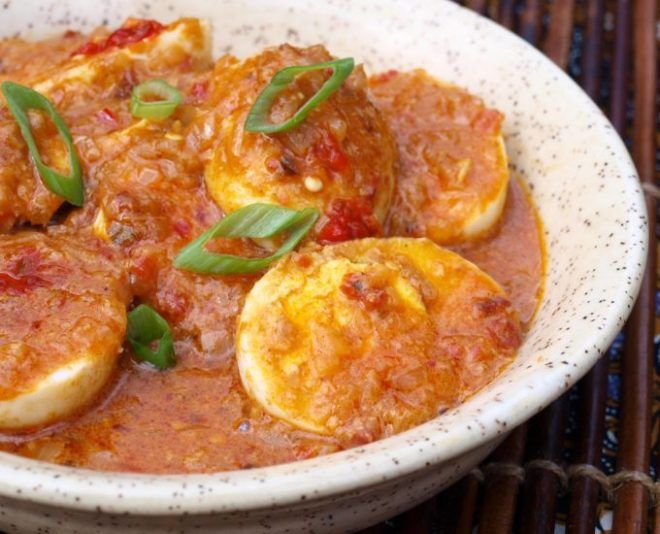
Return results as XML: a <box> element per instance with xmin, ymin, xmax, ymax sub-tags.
<box><xmin>0</xmin><ymin>352</ymin><xmax>115</xmax><ymax>431</ymax></box>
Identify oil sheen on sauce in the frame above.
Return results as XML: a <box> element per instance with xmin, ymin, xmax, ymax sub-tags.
<box><xmin>0</xmin><ymin>28</ymin><xmax>544</xmax><ymax>474</ymax></box>
<box><xmin>0</xmin><ymin>177</ymin><xmax>542</xmax><ymax>474</ymax></box>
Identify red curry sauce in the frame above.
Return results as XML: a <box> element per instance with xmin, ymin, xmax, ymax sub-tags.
<box><xmin>0</xmin><ymin>179</ymin><xmax>542</xmax><ymax>473</ymax></box>
<box><xmin>0</xmin><ymin>23</ymin><xmax>544</xmax><ymax>473</ymax></box>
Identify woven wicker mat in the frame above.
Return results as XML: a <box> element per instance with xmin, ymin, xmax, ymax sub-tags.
<box><xmin>359</xmin><ymin>0</ymin><xmax>658</xmax><ymax>532</ymax></box>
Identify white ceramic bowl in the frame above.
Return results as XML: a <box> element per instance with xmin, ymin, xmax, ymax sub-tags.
<box><xmin>0</xmin><ymin>1</ymin><xmax>647</xmax><ymax>532</ymax></box>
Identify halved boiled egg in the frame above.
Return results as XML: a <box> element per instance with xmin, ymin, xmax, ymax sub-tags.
<box><xmin>0</xmin><ymin>233</ymin><xmax>129</xmax><ymax>430</ymax></box>
<box><xmin>203</xmin><ymin>44</ymin><xmax>397</xmax><ymax>236</ymax></box>
<box><xmin>0</xmin><ymin>18</ymin><xmax>211</xmax><ymax>232</ymax></box>
<box><xmin>369</xmin><ymin>69</ymin><xmax>509</xmax><ymax>244</ymax></box>
<box><xmin>32</xmin><ymin>18</ymin><xmax>211</xmax><ymax>94</ymax></box>
<box><xmin>237</xmin><ymin>237</ymin><xmax>521</xmax><ymax>444</ymax></box>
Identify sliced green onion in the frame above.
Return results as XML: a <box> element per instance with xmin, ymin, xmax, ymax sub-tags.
<box><xmin>130</xmin><ymin>79</ymin><xmax>182</xmax><ymax>119</ymax></box>
<box><xmin>244</xmin><ymin>57</ymin><xmax>354</xmax><ymax>134</ymax></box>
<box><xmin>174</xmin><ymin>203</ymin><xmax>319</xmax><ymax>275</ymax></box>
<box><xmin>127</xmin><ymin>304</ymin><xmax>176</xmax><ymax>370</ymax></box>
<box><xmin>1</xmin><ymin>81</ymin><xmax>83</xmax><ymax>206</ymax></box>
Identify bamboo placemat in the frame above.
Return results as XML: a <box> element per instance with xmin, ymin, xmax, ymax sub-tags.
<box><xmin>361</xmin><ymin>0</ymin><xmax>658</xmax><ymax>532</ymax></box>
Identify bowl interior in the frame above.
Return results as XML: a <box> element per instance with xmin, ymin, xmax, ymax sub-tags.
<box><xmin>0</xmin><ymin>0</ymin><xmax>647</xmax><ymax>514</ymax></box>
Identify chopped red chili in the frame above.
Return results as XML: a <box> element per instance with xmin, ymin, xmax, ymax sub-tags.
<box><xmin>172</xmin><ymin>219</ymin><xmax>191</xmax><ymax>238</ymax></box>
<box><xmin>0</xmin><ymin>249</ymin><xmax>49</xmax><ymax>296</ymax></box>
<box><xmin>371</xmin><ymin>69</ymin><xmax>399</xmax><ymax>84</ymax></box>
<box><xmin>0</xmin><ymin>272</ymin><xmax>48</xmax><ymax>295</ymax></box>
<box><xmin>340</xmin><ymin>272</ymin><xmax>389</xmax><ymax>310</ymax></box>
<box><xmin>96</xmin><ymin>107</ymin><xmax>118</xmax><ymax>126</ymax></box>
<box><xmin>73</xmin><ymin>41</ymin><xmax>103</xmax><ymax>56</ymax></box>
<box><xmin>189</xmin><ymin>81</ymin><xmax>209</xmax><ymax>103</ymax></box>
<box><xmin>115</xmin><ymin>69</ymin><xmax>138</xmax><ymax>99</ymax></box>
<box><xmin>316</xmin><ymin>197</ymin><xmax>380</xmax><ymax>244</ymax></box>
<box><xmin>129</xmin><ymin>253</ymin><xmax>158</xmax><ymax>289</ymax></box>
<box><xmin>157</xmin><ymin>286</ymin><xmax>190</xmax><ymax>323</ymax></box>
<box><xmin>294</xmin><ymin>253</ymin><xmax>313</xmax><ymax>269</ymax></box>
<box><xmin>313</xmin><ymin>131</ymin><xmax>349</xmax><ymax>172</ymax></box>
<box><xmin>72</xmin><ymin>20</ymin><xmax>164</xmax><ymax>57</ymax></box>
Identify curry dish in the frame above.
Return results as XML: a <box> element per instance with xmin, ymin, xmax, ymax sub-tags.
<box><xmin>0</xmin><ymin>18</ymin><xmax>543</xmax><ymax>473</ymax></box>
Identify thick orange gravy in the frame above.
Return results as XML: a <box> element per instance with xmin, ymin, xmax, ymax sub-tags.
<box><xmin>0</xmin><ymin>22</ymin><xmax>544</xmax><ymax>474</ymax></box>
<box><xmin>0</xmin><ymin>180</ymin><xmax>542</xmax><ymax>474</ymax></box>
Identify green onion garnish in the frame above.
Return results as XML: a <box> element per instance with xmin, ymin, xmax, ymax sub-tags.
<box><xmin>174</xmin><ymin>203</ymin><xmax>319</xmax><ymax>275</ymax></box>
<box><xmin>130</xmin><ymin>79</ymin><xmax>182</xmax><ymax>120</ymax></box>
<box><xmin>244</xmin><ymin>57</ymin><xmax>354</xmax><ymax>134</ymax></box>
<box><xmin>1</xmin><ymin>81</ymin><xmax>84</xmax><ymax>206</ymax></box>
<box><xmin>127</xmin><ymin>304</ymin><xmax>176</xmax><ymax>370</ymax></box>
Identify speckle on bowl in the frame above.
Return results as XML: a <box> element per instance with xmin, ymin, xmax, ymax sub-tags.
<box><xmin>0</xmin><ymin>0</ymin><xmax>646</xmax><ymax>533</ymax></box>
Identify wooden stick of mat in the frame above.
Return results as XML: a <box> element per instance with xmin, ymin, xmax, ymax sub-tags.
<box><xmin>497</xmin><ymin>0</ymin><xmax>516</xmax><ymax>30</ymax></box>
<box><xmin>518</xmin><ymin>0</ymin><xmax>543</xmax><ymax>44</ymax></box>
<box><xmin>519</xmin><ymin>398</ymin><xmax>568</xmax><ymax>533</ymax></box>
<box><xmin>476</xmin><ymin>425</ymin><xmax>528</xmax><ymax>533</ymax></box>
<box><xmin>567</xmin><ymin>356</ymin><xmax>609</xmax><ymax>534</ymax></box>
<box><xmin>608</xmin><ymin>0</ymin><xmax>631</xmax><ymax>134</ymax></box>
<box><xmin>399</xmin><ymin>498</ymin><xmax>434</xmax><ymax>533</ymax></box>
<box><xmin>542</xmin><ymin>0</ymin><xmax>575</xmax><ymax>68</ymax></box>
<box><xmin>435</xmin><ymin>471</ymin><xmax>482</xmax><ymax>533</ymax></box>
<box><xmin>613</xmin><ymin>0</ymin><xmax>656</xmax><ymax>529</ymax></box>
<box><xmin>466</xmin><ymin>0</ymin><xmax>488</xmax><ymax>15</ymax></box>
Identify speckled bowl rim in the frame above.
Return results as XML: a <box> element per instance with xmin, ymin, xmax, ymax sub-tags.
<box><xmin>0</xmin><ymin>0</ymin><xmax>647</xmax><ymax>516</ymax></box>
